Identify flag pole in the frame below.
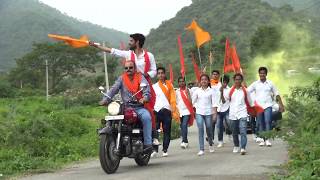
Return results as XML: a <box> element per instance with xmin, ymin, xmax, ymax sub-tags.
<box><xmin>103</xmin><ymin>42</ymin><xmax>110</xmax><ymax>91</ymax></box>
<box><xmin>197</xmin><ymin>47</ymin><xmax>202</xmax><ymax>70</ymax></box>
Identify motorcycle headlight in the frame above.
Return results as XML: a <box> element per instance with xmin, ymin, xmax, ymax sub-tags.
<box><xmin>107</xmin><ymin>102</ymin><xmax>121</xmax><ymax>115</ymax></box>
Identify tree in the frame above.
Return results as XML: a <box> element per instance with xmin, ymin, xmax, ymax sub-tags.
<box><xmin>9</xmin><ymin>42</ymin><xmax>103</xmax><ymax>93</ymax></box>
<box><xmin>250</xmin><ymin>26</ymin><xmax>281</xmax><ymax>56</ymax></box>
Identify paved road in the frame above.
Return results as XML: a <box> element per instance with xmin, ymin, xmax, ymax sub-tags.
<box><xmin>20</xmin><ymin>126</ymin><xmax>287</xmax><ymax>180</ymax></box>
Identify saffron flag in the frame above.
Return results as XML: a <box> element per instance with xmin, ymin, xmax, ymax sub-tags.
<box><xmin>48</xmin><ymin>34</ymin><xmax>89</xmax><ymax>48</ymax></box>
<box><xmin>177</xmin><ymin>35</ymin><xmax>186</xmax><ymax>78</ymax></box>
<box><xmin>169</xmin><ymin>64</ymin><xmax>174</xmax><ymax>84</ymax></box>
<box><xmin>223</xmin><ymin>38</ymin><xmax>234</xmax><ymax>73</ymax></box>
<box><xmin>191</xmin><ymin>53</ymin><xmax>201</xmax><ymax>82</ymax></box>
<box><xmin>185</xmin><ymin>20</ymin><xmax>211</xmax><ymax>48</ymax></box>
<box><xmin>230</xmin><ymin>44</ymin><xmax>243</xmax><ymax>74</ymax></box>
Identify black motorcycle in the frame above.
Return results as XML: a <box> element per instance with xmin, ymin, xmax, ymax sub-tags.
<box><xmin>97</xmin><ymin>86</ymin><xmax>151</xmax><ymax>174</ymax></box>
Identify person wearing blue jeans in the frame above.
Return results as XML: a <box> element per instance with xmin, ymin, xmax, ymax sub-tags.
<box><xmin>221</xmin><ymin>73</ymin><xmax>252</xmax><ymax>155</ymax></box>
<box><xmin>176</xmin><ymin>77</ymin><xmax>194</xmax><ymax>149</ymax></box>
<box><xmin>135</xmin><ymin>107</ymin><xmax>152</xmax><ymax>146</ymax></box>
<box><xmin>217</xmin><ymin>75</ymin><xmax>231</xmax><ymax>147</ymax></box>
<box><xmin>192</xmin><ymin>74</ymin><xmax>219</xmax><ymax>156</ymax></box>
<box><xmin>248</xmin><ymin>67</ymin><xmax>285</xmax><ymax>147</ymax></box>
<box><xmin>231</xmin><ymin>117</ymin><xmax>248</xmax><ymax>151</ymax></box>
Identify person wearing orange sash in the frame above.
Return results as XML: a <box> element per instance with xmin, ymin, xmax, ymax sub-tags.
<box><xmin>89</xmin><ymin>33</ymin><xmax>157</xmax><ymax>142</ymax></box>
<box><xmin>209</xmin><ymin>70</ymin><xmax>222</xmax><ymax>144</ymax></box>
<box><xmin>175</xmin><ymin>77</ymin><xmax>194</xmax><ymax>149</ymax></box>
<box><xmin>99</xmin><ymin>60</ymin><xmax>153</xmax><ymax>152</ymax></box>
<box><xmin>151</xmin><ymin>67</ymin><xmax>179</xmax><ymax>157</ymax></box>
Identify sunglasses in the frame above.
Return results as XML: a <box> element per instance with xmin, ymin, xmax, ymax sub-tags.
<box><xmin>124</xmin><ymin>66</ymin><xmax>134</xmax><ymax>70</ymax></box>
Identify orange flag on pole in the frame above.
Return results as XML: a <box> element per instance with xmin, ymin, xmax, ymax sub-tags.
<box><xmin>185</xmin><ymin>20</ymin><xmax>211</xmax><ymax>48</ymax></box>
<box><xmin>223</xmin><ymin>38</ymin><xmax>234</xmax><ymax>73</ymax></box>
<box><xmin>48</xmin><ymin>34</ymin><xmax>90</xmax><ymax>48</ymax></box>
<box><xmin>177</xmin><ymin>35</ymin><xmax>186</xmax><ymax>78</ymax></box>
<box><xmin>230</xmin><ymin>44</ymin><xmax>243</xmax><ymax>74</ymax></box>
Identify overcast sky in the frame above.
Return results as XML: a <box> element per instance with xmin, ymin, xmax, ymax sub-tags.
<box><xmin>39</xmin><ymin>0</ymin><xmax>192</xmax><ymax>35</ymax></box>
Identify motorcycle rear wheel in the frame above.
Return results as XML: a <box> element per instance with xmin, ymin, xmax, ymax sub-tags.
<box><xmin>99</xmin><ymin>134</ymin><xmax>120</xmax><ymax>174</ymax></box>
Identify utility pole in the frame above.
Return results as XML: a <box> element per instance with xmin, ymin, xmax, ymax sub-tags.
<box><xmin>46</xmin><ymin>60</ymin><xmax>49</xmax><ymax>101</ymax></box>
<box><xmin>103</xmin><ymin>42</ymin><xmax>110</xmax><ymax>91</ymax></box>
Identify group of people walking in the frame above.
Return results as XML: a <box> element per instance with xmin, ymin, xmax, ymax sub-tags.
<box><xmin>91</xmin><ymin>33</ymin><xmax>285</xmax><ymax>158</ymax></box>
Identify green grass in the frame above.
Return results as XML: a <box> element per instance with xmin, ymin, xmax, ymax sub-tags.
<box><xmin>0</xmin><ymin>96</ymin><xmax>104</xmax><ymax>178</ymax></box>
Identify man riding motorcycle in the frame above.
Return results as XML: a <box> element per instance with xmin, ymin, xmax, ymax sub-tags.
<box><xmin>99</xmin><ymin>60</ymin><xmax>153</xmax><ymax>152</ymax></box>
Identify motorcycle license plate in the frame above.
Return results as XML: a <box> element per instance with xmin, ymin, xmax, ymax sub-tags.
<box><xmin>132</xmin><ymin>129</ymin><xmax>140</xmax><ymax>134</ymax></box>
<box><xmin>105</xmin><ymin>115</ymin><xmax>124</xmax><ymax>121</ymax></box>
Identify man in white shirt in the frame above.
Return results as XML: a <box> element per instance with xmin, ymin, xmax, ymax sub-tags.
<box><xmin>222</xmin><ymin>73</ymin><xmax>252</xmax><ymax>155</ymax></box>
<box><xmin>248</xmin><ymin>67</ymin><xmax>285</xmax><ymax>147</ymax></box>
<box><xmin>209</xmin><ymin>70</ymin><xmax>222</xmax><ymax>144</ymax></box>
<box><xmin>176</xmin><ymin>77</ymin><xmax>194</xmax><ymax>149</ymax></box>
<box><xmin>152</xmin><ymin>67</ymin><xmax>177</xmax><ymax>157</ymax></box>
<box><xmin>217</xmin><ymin>75</ymin><xmax>231</xmax><ymax>147</ymax></box>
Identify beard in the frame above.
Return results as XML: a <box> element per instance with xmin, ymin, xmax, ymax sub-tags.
<box><xmin>129</xmin><ymin>44</ymin><xmax>136</xmax><ymax>51</ymax></box>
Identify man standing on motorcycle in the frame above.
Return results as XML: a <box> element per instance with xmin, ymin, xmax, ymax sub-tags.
<box><xmin>99</xmin><ymin>60</ymin><xmax>153</xmax><ymax>152</ymax></box>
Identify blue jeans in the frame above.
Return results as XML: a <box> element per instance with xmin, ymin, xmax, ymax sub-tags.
<box><xmin>195</xmin><ymin>114</ymin><xmax>213</xmax><ymax>151</ymax></box>
<box><xmin>154</xmin><ymin>108</ymin><xmax>172</xmax><ymax>153</ymax></box>
<box><xmin>256</xmin><ymin>107</ymin><xmax>272</xmax><ymax>137</ymax></box>
<box><xmin>231</xmin><ymin>117</ymin><xmax>247</xmax><ymax>149</ymax></box>
<box><xmin>180</xmin><ymin>115</ymin><xmax>190</xmax><ymax>143</ymax></box>
<box><xmin>217</xmin><ymin>110</ymin><xmax>231</xmax><ymax>141</ymax></box>
<box><xmin>135</xmin><ymin>107</ymin><xmax>152</xmax><ymax>145</ymax></box>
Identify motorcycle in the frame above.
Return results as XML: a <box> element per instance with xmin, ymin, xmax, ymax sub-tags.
<box><xmin>97</xmin><ymin>85</ymin><xmax>152</xmax><ymax>174</ymax></box>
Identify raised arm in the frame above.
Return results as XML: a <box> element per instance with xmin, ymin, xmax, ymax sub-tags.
<box><xmin>89</xmin><ymin>41</ymin><xmax>129</xmax><ymax>58</ymax></box>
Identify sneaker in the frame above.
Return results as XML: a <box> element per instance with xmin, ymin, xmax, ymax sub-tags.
<box><xmin>240</xmin><ymin>148</ymin><xmax>246</xmax><ymax>155</ymax></box>
<box><xmin>266</xmin><ymin>140</ymin><xmax>272</xmax><ymax>147</ymax></box>
<box><xmin>152</xmin><ymin>138</ymin><xmax>161</xmax><ymax>145</ymax></box>
<box><xmin>197</xmin><ymin>150</ymin><xmax>204</xmax><ymax>156</ymax></box>
<box><xmin>256</xmin><ymin>137</ymin><xmax>263</xmax><ymax>143</ymax></box>
<box><xmin>217</xmin><ymin>142</ymin><xmax>223</xmax><ymax>148</ymax></box>
<box><xmin>209</xmin><ymin>145</ymin><xmax>215</xmax><ymax>153</ymax></box>
<box><xmin>252</xmin><ymin>134</ymin><xmax>257</xmax><ymax>141</ymax></box>
<box><xmin>150</xmin><ymin>151</ymin><xmax>159</xmax><ymax>158</ymax></box>
<box><xmin>233</xmin><ymin>147</ymin><xmax>240</xmax><ymax>153</ymax></box>
<box><xmin>162</xmin><ymin>152</ymin><xmax>168</xmax><ymax>157</ymax></box>
<box><xmin>259</xmin><ymin>141</ymin><xmax>266</xmax><ymax>146</ymax></box>
<box><xmin>180</xmin><ymin>142</ymin><xmax>188</xmax><ymax>149</ymax></box>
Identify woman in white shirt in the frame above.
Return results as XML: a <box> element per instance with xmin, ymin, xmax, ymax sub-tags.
<box><xmin>192</xmin><ymin>74</ymin><xmax>219</xmax><ymax>156</ymax></box>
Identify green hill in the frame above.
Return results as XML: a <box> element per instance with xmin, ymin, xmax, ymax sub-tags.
<box><xmin>0</xmin><ymin>0</ymin><xmax>128</xmax><ymax>72</ymax></box>
<box><xmin>262</xmin><ymin>0</ymin><xmax>320</xmax><ymax>17</ymax></box>
<box><xmin>146</xmin><ymin>0</ymin><xmax>320</xmax><ymax>71</ymax></box>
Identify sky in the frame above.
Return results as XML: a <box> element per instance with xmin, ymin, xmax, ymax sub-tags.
<box><xmin>39</xmin><ymin>0</ymin><xmax>192</xmax><ymax>35</ymax></box>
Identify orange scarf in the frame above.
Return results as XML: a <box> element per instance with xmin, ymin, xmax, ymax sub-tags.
<box><xmin>210</xmin><ymin>79</ymin><xmax>219</xmax><ymax>86</ymax></box>
<box><xmin>158</xmin><ymin>80</ymin><xmax>179</xmax><ymax>120</ymax></box>
<box><xmin>180</xmin><ymin>88</ymin><xmax>194</xmax><ymax>126</ymax></box>
<box><xmin>122</xmin><ymin>72</ymin><xmax>142</xmax><ymax>98</ymax></box>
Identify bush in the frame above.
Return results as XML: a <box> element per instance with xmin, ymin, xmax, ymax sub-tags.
<box><xmin>275</xmin><ymin>77</ymin><xmax>320</xmax><ymax>179</ymax></box>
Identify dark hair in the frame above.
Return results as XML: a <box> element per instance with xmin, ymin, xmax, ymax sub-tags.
<box><xmin>211</xmin><ymin>70</ymin><xmax>220</xmax><ymax>75</ymax></box>
<box><xmin>258</xmin><ymin>67</ymin><xmax>268</xmax><ymax>74</ymax></box>
<box><xmin>221</xmin><ymin>75</ymin><xmax>230</xmax><ymax>83</ymax></box>
<box><xmin>157</xmin><ymin>67</ymin><xmax>166</xmax><ymax>73</ymax></box>
<box><xmin>233</xmin><ymin>73</ymin><xmax>244</xmax><ymax>80</ymax></box>
<box><xmin>177</xmin><ymin>76</ymin><xmax>185</xmax><ymax>82</ymax></box>
<box><xmin>200</xmin><ymin>74</ymin><xmax>211</xmax><ymax>88</ymax></box>
<box><xmin>129</xmin><ymin>33</ymin><xmax>145</xmax><ymax>48</ymax></box>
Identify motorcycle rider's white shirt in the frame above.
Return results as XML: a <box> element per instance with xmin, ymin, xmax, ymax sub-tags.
<box><xmin>110</xmin><ymin>48</ymin><xmax>157</xmax><ymax>78</ymax></box>
<box><xmin>153</xmin><ymin>82</ymin><xmax>171</xmax><ymax>112</ymax></box>
<box><xmin>247</xmin><ymin>80</ymin><xmax>279</xmax><ymax>109</ymax></box>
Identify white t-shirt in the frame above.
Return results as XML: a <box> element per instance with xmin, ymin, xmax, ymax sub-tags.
<box><xmin>218</xmin><ymin>86</ymin><xmax>230</xmax><ymax>113</ymax></box>
<box><xmin>176</xmin><ymin>88</ymin><xmax>191</xmax><ymax>117</ymax></box>
<box><xmin>248</xmin><ymin>80</ymin><xmax>279</xmax><ymax>109</ymax></box>
<box><xmin>153</xmin><ymin>82</ymin><xmax>171</xmax><ymax>112</ymax></box>
<box><xmin>192</xmin><ymin>87</ymin><xmax>219</xmax><ymax>115</ymax></box>
<box><xmin>226</xmin><ymin>87</ymin><xmax>253</xmax><ymax>120</ymax></box>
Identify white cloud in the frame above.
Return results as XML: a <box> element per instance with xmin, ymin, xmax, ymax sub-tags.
<box><xmin>39</xmin><ymin>0</ymin><xmax>192</xmax><ymax>35</ymax></box>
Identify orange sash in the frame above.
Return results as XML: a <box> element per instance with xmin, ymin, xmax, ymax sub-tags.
<box><xmin>158</xmin><ymin>80</ymin><xmax>179</xmax><ymax>120</ymax></box>
<box><xmin>179</xmin><ymin>88</ymin><xmax>194</xmax><ymax>126</ymax></box>
<box><xmin>122</xmin><ymin>72</ymin><xmax>142</xmax><ymax>99</ymax></box>
<box><xmin>210</xmin><ymin>79</ymin><xmax>219</xmax><ymax>86</ymax></box>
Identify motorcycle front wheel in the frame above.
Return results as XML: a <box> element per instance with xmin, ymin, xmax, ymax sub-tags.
<box><xmin>99</xmin><ymin>134</ymin><xmax>120</xmax><ymax>174</ymax></box>
<box><xmin>134</xmin><ymin>152</ymin><xmax>151</xmax><ymax>166</ymax></box>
